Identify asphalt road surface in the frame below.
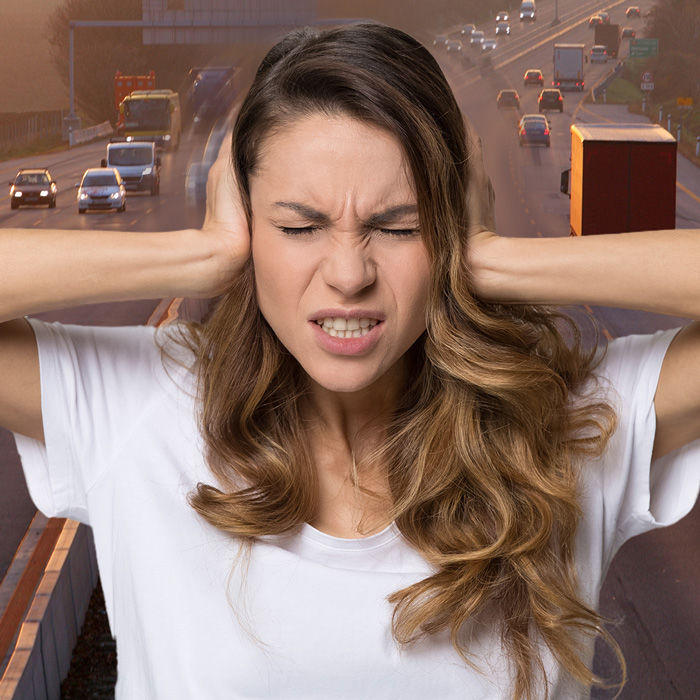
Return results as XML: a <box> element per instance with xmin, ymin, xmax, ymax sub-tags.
<box><xmin>2</xmin><ymin>0</ymin><xmax>699</xmax><ymax>696</ymax></box>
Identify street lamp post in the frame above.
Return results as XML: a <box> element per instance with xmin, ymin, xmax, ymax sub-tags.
<box><xmin>551</xmin><ymin>0</ymin><xmax>560</xmax><ymax>26</ymax></box>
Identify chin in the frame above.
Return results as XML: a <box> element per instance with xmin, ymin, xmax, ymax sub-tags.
<box><xmin>304</xmin><ymin>362</ymin><xmax>386</xmax><ymax>394</ymax></box>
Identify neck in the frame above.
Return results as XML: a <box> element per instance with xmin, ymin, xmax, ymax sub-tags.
<box><xmin>302</xmin><ymin>360</ymin><xmax>406</xmax><ymax>537</ymax></box>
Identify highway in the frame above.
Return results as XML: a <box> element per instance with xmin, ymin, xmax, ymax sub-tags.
<box><xmin>1</xmin><ymin>0</ymin><xmax>699</xmax><ymax>695</ymax></box>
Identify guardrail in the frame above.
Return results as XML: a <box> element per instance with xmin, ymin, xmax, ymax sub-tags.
<box><xmin>0</xmin><ymin>297</ymin><xmax>212</xmax><ymax>699</ymax></box>
<box><xmin>68</xmin><ymin>121</ymin><xmax>113</xmax><ymax>147</ymax></box>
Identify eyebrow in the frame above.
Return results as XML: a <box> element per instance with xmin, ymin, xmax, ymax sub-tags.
<box><xmin>272</xmin><ymin>201</ymin><xmax>419</xmax><ymax>228</ymax></box>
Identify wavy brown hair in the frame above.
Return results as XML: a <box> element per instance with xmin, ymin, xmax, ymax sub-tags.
<box><xmin>178</xmin><ymin>23</ymin><xmax>621</xmax><ymax>699</ymax></box>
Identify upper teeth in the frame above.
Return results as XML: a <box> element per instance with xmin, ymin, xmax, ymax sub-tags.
<box><xmin>316</xmin><ymin>317</ymin><xmax>379</xmax><ymax>338</ymax></box>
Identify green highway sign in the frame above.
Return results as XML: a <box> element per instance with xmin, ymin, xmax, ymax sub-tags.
<box><xmin>630</xmin><ymin>38</ymin><xmax>659</xmax><ymax>57</ymax></box>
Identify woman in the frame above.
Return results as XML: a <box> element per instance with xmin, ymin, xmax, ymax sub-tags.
<box><xmin>1</xmin><ymin>23</ymin><xmax>698</xmax><ymax>700</ymax></box>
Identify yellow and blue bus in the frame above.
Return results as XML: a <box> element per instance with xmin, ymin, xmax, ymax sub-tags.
<box><xmin>117</xmin><ymin>89</ymin><xmax>181</xmax><ymax>150</ymax></box>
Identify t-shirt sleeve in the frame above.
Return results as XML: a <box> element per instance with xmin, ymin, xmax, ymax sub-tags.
<box><xmin>590</xmin><ymin>327</ymin><xmax>700</xmax><ymax>565</ymax></box>
<box><xmin>13</xmin><ymin>319</ymin><xmax>163</xmax><ymax>524</ymax></box>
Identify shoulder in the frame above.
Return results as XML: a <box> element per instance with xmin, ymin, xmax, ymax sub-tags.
<box><xmin>27</xmin><ymin>318</ymin><xmax>197</xmax><ymax>397</ymax></box>
<box><xmin>591</xmin><ymin>327</ymin><xmax>683</xmax><ymax>390</ymax></box>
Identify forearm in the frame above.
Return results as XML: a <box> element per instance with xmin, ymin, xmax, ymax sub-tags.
<box><xmin>0</xmin><ymin>227</ymin><xmax>221</xmax><ymax>322</ymax></box>
<box><xmin>472</xmin><ymin>230</ymin><xmax>700</xmax><ymax>319</ymax></box>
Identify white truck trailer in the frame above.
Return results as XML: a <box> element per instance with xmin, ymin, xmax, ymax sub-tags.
<box><xmin>552</xmin><ymin>44</ymin><xmax>585</xmax><ymax>91</ymax></box>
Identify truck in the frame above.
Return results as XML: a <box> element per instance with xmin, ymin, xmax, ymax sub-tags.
<box><xmin>114</xmin><ymin>70</ymin><xmax>156</xmax><ymax>114</ymax></box>
<box><xmin>552</xmin><ymin>44</ymin><xmax>585</xmax><ymax>91</ymax></box>
<box><xmin>101</xmin><ymin>140</ymin><xmax>161</xmax><ymax>195</ymax></box>
<box><xmin>565</xmin><ymin>123</ymin><xmax>676</xmax><ymax>236</ymax></box>
<box><xmin>594</xmin><ymin>23</ymin><xmax>621</xmax><ymax>58</ymax></box>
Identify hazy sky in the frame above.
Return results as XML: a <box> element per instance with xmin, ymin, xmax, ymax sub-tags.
<box><xmin>0</xmin><ymin>0</ymin><xmax>68</xmax><ymax>112</ymax></box>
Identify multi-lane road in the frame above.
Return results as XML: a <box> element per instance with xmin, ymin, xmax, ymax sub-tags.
<box><xmin>1</xmin><ymin>0</ymin><xmax>699</xmax><ymax>695</ymax></box>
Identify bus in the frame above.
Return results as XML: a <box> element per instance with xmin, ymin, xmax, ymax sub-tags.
<box><xmin>117</xmin><ymin>89</ymin><xmax>181</xmax><ymax>150</ymax></box>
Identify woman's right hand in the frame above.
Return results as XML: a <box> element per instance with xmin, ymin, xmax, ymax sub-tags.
<box><xmin>196</xmin><ymin>132</ymin><xmax>251</xmax><ymax>297</ymax></box>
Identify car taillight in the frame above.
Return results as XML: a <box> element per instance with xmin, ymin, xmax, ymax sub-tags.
<box><xmin>544</xmin><ymin>128</ymin><xmax>550</xmax><ymax>135</ymax></box>
<box><xmin>520</xmin><ymin>129</ymin><xmax>526</xmax><ymax>135</ymax></box>
<box><xmin>558</xmin><ymin>96</ymin><xmax>562</xmax><ymax>101</ymax></box>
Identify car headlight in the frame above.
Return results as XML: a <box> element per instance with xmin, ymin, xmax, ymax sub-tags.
<box><xmin>79</xmin><ymin>192</ymin><xmax>89</xmax><ymax>200</ymax></box>
<box><xmin>40</xmin><ymin>190</ymin><xmax>49</xmax><ymax>197</ymax></box>
<box><xmin>142</xmin><ymin>167</ymin><xmax>152</xmax><ymax>175</ymax></box>
<box><xmin>110</xmin><ymin>192</ymin><xmax>120</xmax><ymax>199</ymax></box>
<box><xmin>14</xmin><ymin>191</ymin><xmax>22</xmax><ymax>197</ymax></box>
<box><xmin>164</xmin><ymin>134</ymin><xmax>171</xmax><ymax>141</ymax></box>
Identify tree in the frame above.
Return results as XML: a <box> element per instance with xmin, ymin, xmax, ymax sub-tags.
<box><xmin>644</xmin><ymin>0</ymin><xmax>700</xmax><ymax>101</ymax></box>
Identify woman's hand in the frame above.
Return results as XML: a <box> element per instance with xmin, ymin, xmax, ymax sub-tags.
<box><xmin>463</xmin><ymin>117</ymin><xmax>502</xmax><ymax>299</ymax></box>
<box><xmin>196</xmin><ymin>132</ymin><xmax>251</xmax><ymax>296</ymax></box>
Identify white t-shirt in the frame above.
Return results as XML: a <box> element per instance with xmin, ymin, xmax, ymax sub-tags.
<box><xmin>14</xmin><ymin>320</ymin><xmax>700</xmax><ymax>700</ymax></box>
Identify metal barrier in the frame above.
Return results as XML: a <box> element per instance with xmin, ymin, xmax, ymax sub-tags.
<box><xmin>68</xmin><ymin>121</ymin><xmax>113</xmax><ymax>147</ymax></box>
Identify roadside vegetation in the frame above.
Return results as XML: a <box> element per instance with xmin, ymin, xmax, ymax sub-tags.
<box><xmin>595</xmin><ymin>0</ymin><xmax>700</xmax><ymax>165</ymax></box>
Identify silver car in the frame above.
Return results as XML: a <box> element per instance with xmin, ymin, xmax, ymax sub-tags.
<box><xmin>76</xmin><ymin>168</ymin><xmax>126</xmax><ymax>214</ymax></box>
<box><xmin>470</xmin><ymin>30</ymin><xmax>485</xmax><ymax>47</ymax></box>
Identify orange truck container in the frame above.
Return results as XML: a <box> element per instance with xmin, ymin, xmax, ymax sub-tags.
<box><xmin>569</xmin><ymin>123</ymin><xmax>676</xmax><ymax>236</ymax></box>
<box><xmin>114</xmin><ymin>70</ymin><xmax>156</xmax><ymax>113</ymax></box>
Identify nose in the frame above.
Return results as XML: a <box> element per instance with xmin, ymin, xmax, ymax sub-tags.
<box><xmin>321</xmin><ymin>237</ymin><xmax>376</xmax><ymax>298</ymax></box>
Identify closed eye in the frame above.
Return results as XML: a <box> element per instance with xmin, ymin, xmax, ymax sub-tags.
<box><xmin>379</xmin><ymin>228</ymin><xmax>420</xmax><ymax>237</ymax></box>
<box><xmin>279</xmin><ymin>226</ymin><xmax>319</xmax><ymax>235</ymax></box>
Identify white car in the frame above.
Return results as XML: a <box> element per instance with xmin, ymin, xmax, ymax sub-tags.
<box><xmin>76</xmin><ymin>168</ymin><xmax>126</xmax><ymax>214</ymax></box>
<box><xmin>590</xmin><ymin>45</ymin><xmax>608</xmax><ymax>63</ymax></box>
<box><xmin>482</xmin><ymin>39</ymin><xmax>498</xmax><ymax>51</ymax></box>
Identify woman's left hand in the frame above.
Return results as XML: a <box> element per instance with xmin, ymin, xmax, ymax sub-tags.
<box><xmin>463</xmin><ymin>118</ymin><xmax>501</xmax><ymax>298</ymax></box>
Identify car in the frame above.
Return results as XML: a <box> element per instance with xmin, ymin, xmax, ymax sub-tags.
<box><xmin>518</xmin><ymin>114</ymin><xmax>551</xmax><ymax>147</ymax></box>
<box><xmin>538</xmin><ymin>88</ymin><xmax>563</xmax><ymax>112</ymax></box>
<box><xmin>588</xmin><ymin>15</ymin><xmax>603</xmax><ymax>27</ymax></box>
<box><xmin>470</xmin><ymin>30</ymin><xmax>485</xmax><ymax>47</ymax></box>
<box><xmin>497</xmin><ymin>89</ymin><xmax>520</xmax><ymax>109</ymax></box>
<box><xmin>598</xmin><ymin>11</ymin><xmax>610</xmax><ymax>23</ymax></box>
<box><xmin>496</xmin><ymin>22</ymin><xmax>511</xmax><ymax>36</ymax></box>
<box><xmin>519</xmin><ymin>0</ymin><xmax>536</xmax><ymax>22</ymax></box>
<box><xmin>76</xmin><ymin>168</ymin><xmax>126</xmax><ymax>214</ymax></box>
<box><xmin>445</xmin><ymin>39</ymin><xmax>463</xmax><ymax>53</ymax></box>
<box><xmin>8</xmin><ymin>168</ymin><xmax>57</xmax><ymax>209</ymax></box>
<box><xmin>523</xmin><ymin>68</ymin><xmax>544</xmax><ymax>86</ymax></box>
<box><xmin>460</xmin><ymin>23</ymin><xmax>476</xmax><ymax>37</ymax></box>
<box><xmin>481</xmin><ymin>38</ymin><xmax>497</xmax><ymax>51</ymax></box>
<box><xmin>589</xmin><ymin>45</ymin><xmax>608</xmax><ymax>63</ymax></box>
<box><xmin>496</xmin><ymin>11</ymin><xmax>509</xmax><ymax>22</ymax></box>
<box><xmin>621</xmin><ymin>27</ymin><xmax>636</xmax><ymax>38</ymax></box>
<box><xmin>626</xmin><ymin>6</ymin><xmax>641</xmax><ymax>18</ymax></box>
<box><xmin>432</xmin><ymin>34</ymin><xmax>448</xmax><ymax>48</ymax></box>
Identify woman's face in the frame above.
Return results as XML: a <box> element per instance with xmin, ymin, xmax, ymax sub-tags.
<box><xmin>249</xmin><ymin>113</ymin><xmax>430</xmax><ymax>394</ymax></box>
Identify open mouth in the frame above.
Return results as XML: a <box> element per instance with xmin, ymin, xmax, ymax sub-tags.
<box><xmin>314</xmin><ymin>317</ymin><xmax>381</xmax><ymax>339</ymax></box>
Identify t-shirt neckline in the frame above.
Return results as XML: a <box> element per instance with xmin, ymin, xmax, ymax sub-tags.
<box><xmin>300</xmin><ymin>520</ymin><xmax>400</xmax><ymax>550</ymax></box>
